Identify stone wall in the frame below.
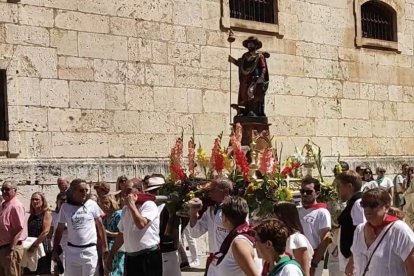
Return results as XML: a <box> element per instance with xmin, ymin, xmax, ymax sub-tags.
<box><xmin>0</xmin><ymin>0</ymin><xmax>413</xmax><ymax>198</ymax></box>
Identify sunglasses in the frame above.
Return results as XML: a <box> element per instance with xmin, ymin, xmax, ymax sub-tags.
<box><xmin>360</xmin><ymin>201</ymin><xmax>380</xmax><ymax>209</ymax></box>
<box><xmin>300</xmin><ymin>189</ymin><xmax>314</xmax><ymax>196</ymax></box>
<box><xmin>364</xmin><ymin>171</ymin><xmax>372</xmax><ymax>174</ymax></box>
<box><xmin>1</xmin><ymin>187</ymin><xmax>14</xmax><ymax>192</ymax></box>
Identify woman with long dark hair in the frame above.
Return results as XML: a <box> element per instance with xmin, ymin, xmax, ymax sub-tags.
<box><xmin>273</xmin><ymin>202</ymin><xmax>313</xmax><ymax>276</ymax></box>
<box><xmin>23</xmin><ymin>192</ymin><xmax>53</xmax><ymax>275</ymax></box>
<box><xmin>52</xmin><ymin>179</ymin><xmax>108</xmax><ymax>276</ymax></box>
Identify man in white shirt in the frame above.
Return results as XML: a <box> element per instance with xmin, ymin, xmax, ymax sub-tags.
<box><xmin>53</xmin><ymin>179</ymin><xmax>108</xmax><ymax>276</ymax></box>
<box><xmin>376</xmin><ymin>167</ymin><xmax>394</xmax><ymax>201</ymax></box>
<box><xmin>298</xmin><ymin>176</ymin><xmax>331</xmax><ymax>276</ymax></box>
<box><xmin>189</xmin><ymin>176</ymin><xmax>233</xmax><ymax>276</ymax></box>
<box><xmin>107</xmin><ymin>189</ymin><xmax>161</xmax><ymax>276</ymax></box>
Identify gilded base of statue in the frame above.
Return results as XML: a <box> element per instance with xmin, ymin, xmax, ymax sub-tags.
<box><xmin>232</xmin><ymin>116</ymin><xmax>270</xmax><ymax>146</ymax></box>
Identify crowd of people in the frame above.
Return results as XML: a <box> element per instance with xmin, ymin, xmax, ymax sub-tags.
<box><xmin>0</xmin><ymin>162</ymin><xmax>414</xmax><ymax>276</ymax></box>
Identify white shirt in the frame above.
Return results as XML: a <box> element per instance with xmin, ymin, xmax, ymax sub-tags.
<box><xmin>210</xmin><ymin>235</ymin><xmax>262</xmax><ymax>276</ymax></box>
<box><xmin>361</xmin><ymin>181</ymin><xmax>378</xmax><ymax>192</ymax></box>
<box><xmin>276</xmin><ymin>264</ymin><xmax>303</xmax><ymax>276</ymax></box>
<box><xmin>394</xmin><ymin>174</ymin><xmax>406</xmax><ymax>193</ymax></box>
<box><xmin>338</xmin><ymin>198</ymin><xmax>366</xmax><ymax>271</ymax></box>
<box><xmin>285</xmin><ymin>232</ymin><xmax>314</xmax><ymax>262</ymax></box>
<box><xmin>378</xmin><ymin>177</ymin><xmax>393</xmax><ymax>191</ymax></box>
<box><xmin>298</xmin><ymin>207</ymin><xmax>331</xmax><ymax>249</ymax></box>
<box><xmin>190</xmin><ymin>206</ymin><xmax>228</xmax><ymax>253</ymax></box>
<box><xmin>118</xmin><ymin>201</ymin><xmax>160</xmax><ymax>253</ymax></box>
<box><xmin>351</xmin><ymin>220</ymin><xmax>414</xmax><ymax>276</ymax></box>
<box><xmin>58</xmin><ymin>200</ymin><xmax>103</xmax><ymax>245</ymax></box>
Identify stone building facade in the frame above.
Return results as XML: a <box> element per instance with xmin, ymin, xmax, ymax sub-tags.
<box><xmin>0</xmin><ymin>0</ymin><xmax>413</xmax><ymax>202</ymax></box>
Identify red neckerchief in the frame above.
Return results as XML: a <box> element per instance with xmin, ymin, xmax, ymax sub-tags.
<box><xmin>367</xmin><ymin>215</ymin><xmax>399</xmax><ymax>236</ymax></box>
<box><xmin>304</xmin><ymin>202</ymin><xmax>328</xmax><ymax>209</ymax></box>
<box><xmin>135</xmin><ymin>193</ymin><xmax>156</xmax><ymax>205</ymax></box>
<box><xmin>214</xmin><ymin>222</ymin><xmax>254</xmax><ymax>265</ymax></box>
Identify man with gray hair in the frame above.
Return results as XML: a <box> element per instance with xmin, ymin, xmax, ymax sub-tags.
<box><xmin>0</xmin><ymin>180</ymin><xmax>27</xmax><ymax>276</ymax></box>
<box><xmin>189</xmin><ymin>176</ymin><xmax>233</xmax><ymax>275</ymax></box>
<box><xmin>57</xmin><ymin>177</ymin><xmax>69</xmax><ymax>193</ymax></box>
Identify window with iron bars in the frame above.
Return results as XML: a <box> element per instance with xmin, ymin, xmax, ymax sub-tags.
<box><xmin>361</xmin><ymin>1</ymin><xmax>397</xmax><ymax>42</ymax></box>
<box><xmin>230</xmin><ymin>0</ymin><xmax>277</xmax><ymax>24</ymax></box>
<box><xmin>0</xmin><ymin>70</ymin><xmax>8</xmax><ymax>141</ymax></box>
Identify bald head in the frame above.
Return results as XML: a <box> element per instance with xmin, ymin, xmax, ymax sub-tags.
<box><xmin>57</xmin><ymin>177</ymin><xmax>69</xmax><ymax>193</ymax></box>
<box><xmin>1</xmin><ymin>180</ymin><xmax>17</xmax><ymax>202</ymax></box>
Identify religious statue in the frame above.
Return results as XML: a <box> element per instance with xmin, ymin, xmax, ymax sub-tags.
<box><xmin>229</xmin><ymin>36</ymin><xmax>270</xmax><ymax>117</ymax></box>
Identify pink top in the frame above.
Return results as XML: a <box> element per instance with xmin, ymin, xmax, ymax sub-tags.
<box><xmin>0</xmin><ymin>197</ymin><xmax>28</xmax><ymax>246</ymax></box>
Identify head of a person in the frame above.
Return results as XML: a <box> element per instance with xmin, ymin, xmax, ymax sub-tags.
<box><xmin>55</xmin><ymin>192</ymin><xmax>67</xmax><ymax>212</ymax></box>
<box><xmin>376</xmin><ymin>167</ymin><xmax>386</xmax><ymax>178</ymax></box>
<box><xmin>273</xmin><ymin>202</ymin><xmax>304</xmax><ymax>235</ymax></box>
<box><xmin>122</xmin><ymin>179</ymin><xmax>135</xmax><ymax>196</ymax></box>
<box><xmin>30</xmin><ymin>192</ymin><xmax>48</xmax><ymax>214</ymax></box>
<box><xmin>333</xmin><ymin>161</ymin><xmax>350</xmax><ymax>177</ymax></box>
<box><xmin>116</xmin><ymin>175</ymin><xmax>128</xmax><ymax>191</ymax></box>
<box><xmin>57</xmin><ymin>177</ymin><xmax>69</xmax><ymax>193</ymax></box>
<box><xmin>402</xmin><ymin>164</ymin><xmax>409</xmax><ymax>175</ymax></box>
<box><xmin>208</xmin><ymin>176</ymin><xmax>233</xmax><ymax>204</ymax></box>
<box><xmin>131</xmin><ymin>177</ymin><xmax>144</xmax><ymax>192</ymax></box>
<box><xmin>100</xmin><ymin>195</ymin><xmax>119</xmax><ymax>215</ymax></box>
<box><xmin>362</xmin><ymin>167</ymin><xmax>374</xmax><ymax>181</ymax></box>
<box><xmin>355</xmin><ymin>165</ymin><xmax>366</xmax><ymax>177</ymax></box>
<box><xmin>335</xmin><ymin>170</ymin><xmax>362</xmax><ymax>202</ymax></box>
<box><xmin>360</xmin><ymin>188</ymin><xmax>391</xmax><ymax>225</ymax></box>
<box><xmin>144</xmin><ymin>175</ymin><xmax>165</xmax><ymax>195</ymax></box>
<box><xmin>300</xmin><ymin>176</ymin><xmax>320</xmax><ymax>207</ymax></box>
<box><xmin>142</xmin><ymin>175</ymin><xmax>151</xmax><ymax>190</ymax></box>
<box><xmin>221</xmin><ymin>196</ymin><xmax>249</xmax><ymax>230</ymax></box>
<box><xmin>66</xmin><ymin>179</ymin><xmax>89</xmax><ymax>206</ymax></box>
<box><xmin>254</xmin><ymin>219</ymin><xmax>290</xmax><ymax>263</ymax></box>
<box><xmin>1</xmin><ymin>181</ymin><xmax>17</xmax><ymax>202</ymax></box>
<box><xmin>93</xmin><ymin>182</ymin><xmax>110</xmax><ymax>198</ymax></box>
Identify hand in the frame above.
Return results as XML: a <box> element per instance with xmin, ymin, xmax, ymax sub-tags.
<box><xmin>345</xmin><ymin>260</ymin><xmax>354</xmax><ymax>276</ymax></box>
<box><xmin>228</xmin><ymin>55</ymin><xmax>235</xmax><ymax>63</ymax></box>
<box><xmin>126</xmin><ymin>194</ymin><xmax>137</xmax><ymax>209</ymax></box>
<box><xmin>105</xmin><ymin>253</ymin><xmax>114</xmax><ymax>272</ymax></box>
<box><xmin>28</xmin><ymin>244</ymin><xmax>37</xmax><ymax>253</ymax></box>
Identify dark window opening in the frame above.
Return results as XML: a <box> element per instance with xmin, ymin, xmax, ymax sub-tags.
<box><xmin>0</xmin><ymin>70</ymin><xmax>8</xmax><ymax>141</ymax></box>
<box><xmin>361</xmin><ymin>1</ymin><xmax>397</xmax><ymax>41</ymax></box>
<box><xmin>230</xmin><ymin>0</ymin><xmax>277</xmax><ymax>24</ymax></box>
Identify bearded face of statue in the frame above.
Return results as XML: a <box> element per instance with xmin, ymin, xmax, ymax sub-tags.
<box><xmin>247</xmin><ymin>42</ymin><xmax>257</xmax><ymax>52</ymax></box>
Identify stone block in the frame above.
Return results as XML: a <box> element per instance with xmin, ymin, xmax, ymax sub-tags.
<box><xmin>47</xmin><ymin>108</ymin><xmax>82</xmax><ymax>132</ymax></box>
<box><xmin>193</xmin><ymin>113</ymin><xmax>227</xmax><ymax>135</ymax></box>
<box><xmin>201</xmin><ymin>1</ymin><xmax>221</xmax><ymax>30</ymax></box>
<box><xmin>267</xmin><ymin>54</ymin><xmax>304</xmax><ymax>77</ymax></box>
<box><xmin>58</xmin><ymin>57</ymin><xmax>94</xmax><ymax>81</ymax></box>
<box><xmin>110</xmin><ymin>17</ymin><xmax>137</xmax><ymax>37</ymax></box>
<box><xmin>348</xmin><ymin>138</ymin><xmax>368</xmax><ymax>156</ymax></box>
<box><xmin>187</xmin><ymin>88</ymin><xmax>203</xmax><ymax>113</ymax></box>
<box><xmin>359</xmin><ymin>83</ymin><xmax>375</xmax><ymax>100</ymax></box>
<box><xmin>317</xmin><ymin>79</ymin><xmax>342</xmax><ymax>98</ymax></box>
<box><xmin>8</xmin><ymin>106</ymin><xmax>48</xmax><ymax>131</ymax></box>
<box><xmin>19</xmin><ymin>5</ymin><xmax>53</xmax><ymax>27</ymax></box>
<box><xmin>388</xmin><ymin>85</ymin><xmax>403</xmax><ymax>102</ymax></box>
<box><xmin>374</xmin><ymin>85</ymin><xmax>389</xmax><ymax>101</ymax></box>
<box><xmin>108</xmin><ymin>134</ymin><xmax>125</xmax><ymax>157</ymax></box>
<box><xmin>78</xmin><ymin>0</ymin><xmax>117</xmax><ymax>15</ymax></box>
<box><xmin>140</xmin><ymin>112</ymin><xmax>178</xmax><ymax>134</ymax></box>
<box><xmin>151</xmin><ymin>41</ymin><xmax>168</xmax><ymax>64</ymax></box>
<box><xmin>119</xmin><ymin>62</ymin><xmax>145</xmax><ymax>85</ymax></box>
<box><xmin>9</xmin><ymin>46</ymin><xmax>57</xmax><ymax>78</ymax></box>
<box><xmin>274</xmin><ymin>95</ymin><xmax>307</xmax><ymax>117</ymax></box>
<box><xmin>341</xmin><ymin>99</ymin><xmax>369</xmax><ymax>119</ymax></box>
<box><xmin>136</xmin><ymin>21</ymin><xmax>161</xmax><ymax>40</ymax></box>
<box><xmin>50</xmin><ymin>30</ymin><xmax>78</xmax><ymax>56</ymax></box>
<box><xmin>123</xmin><ymin>134</ymin><xmax>172</xmax><ymax>158</ymax></box>
<box><xmin>105</xmin><ymin>83</ymin><xmax>125</xmax><ymax>110</ymax></box>
<box><xmin>116</xmin><ymin>0</ymin><xmax>173</xmax><ymax>24</ymax></box>
<box><xmin>320</xmin><ymin>45</ymin><xmax>338</xmax><ymax>60</ymax></box>
<box><xmin>338</xmin><ymin>119</ymin><xmax>372</xmax><ymax>138</ymax></box>
<box><xmin>306</xmin><ymin>97</ymin><xmax>342</xmax><ymax>119</ymax></box>
<box><xmin>5</xmin><ymin>24</ymin><xmax>49</xmax><ymax>46</ymax></box>
<box><xmin>55</xmin><ymin>11</ymin><xmax>109</xmax><ymax>34</ymax></box>
<box><xmin>315</xmin><ymin>119</ymin><xmax>339</xmax><ymax>136</ymax></box>
<box><xmin>127</xmin><ymin>38</ymin><xmax>152</xmax><ymax>62</ymax></box>
<box><xmin>168</xmin><ymin>42</ymin><xmax>201</xmax><ymax>67</ymax></box>
<box><xmin>69</xmin><ymin>81</ymin><xmax>105</xmax><ymax>109</ymax></box>
<box><xmin>176</xmin><ymin>66</ymin><xmax>221</xmax><ymax>90</ymax></box>
<box><xmin>79</xmin><ymin>110</ymin><xmax>114</xmax><ymax>132</ymax></box>
<box><xmin>342</xmin><ymin>81</ymin><xmax>360</xmax><ymax>99</ymax></box>
<box><xmin>94</xmin><ymin>59</ymin><xmax>121</xmax><ymax>83</ymax></box>
<box><xmin>331</xmin><ymin>137</ymin><xmax>349</xmax><ymax>156</ymax></box>
<box><xmin>270</xmin><ymin>116</ymin><xmax>315</xmax><ymax>136</ymax></box>
<box><xmin>52</xmin><ymin>132</ymin><xmax>109</xmax><ymax>158</ymax></box>
<box><xmin>296</xmin><ymin>42</ymin><xmax>320</xmax><ymax>58</ymax></box>
<box><xmin>173</xmin><ymin>1</ymin><xmax>202</xmax><ymax>27</ymax></box>
<box><xmin>145</xmin><ymin>64</ymin><xmax>174</xmax><ymax>86</ymax></box>
<box><xmin>186</xmin><ymin>27</ymin><xmax>207</xmax><ymax>45</ymax></box>
<box><xmin>206</xmin><ymin>30</ymin><xmax>228</xmax><ymax>47</ymax></box>
<box><xmin>383</xmin><ymin>102</ymin><xmax>398</xmax><ymax>120</ymax></box>
<box><xmin>368</xmin><ymin>101</ymin><xmax>384</xmax><ymax>120</ymax></box>
<box><xmin>0</xmin><ymin>2</ymin><xmax>18</xmax><ymax>23</ymax></box>
<box><xmin>125</xmin><ymin>85</ymin><xmax>154</xmax><ymax>112</ymax></box>
<box><xmin>42</xmin><ymin>0</ymin><xmax>77</xmax><ymax>10</ymax></box>
<box><xmin>284</xmin><ymin>77</ymin><xmax>317</xmax><ymax>96</ymax></box>
<box><xmin>304</xmin><ymin>58</ymin><xmax>333</xmax><ymax>78</ymax></box>
<box><xmin>10</xmin><ymin>77</ymin><xmax>40</xmax><ymax>106</ymax></box>
<box><xmin>267</xmin><ymin>75</ymin><xmax>285</xmax><ymax>95</ymax></box>
<box><xmin>78</xmin><ymin>33</ymin><xmax>128</xmax><ymax>60</ymax></box>
<box><xmin>40</xmin><ymin>79</ymin><xmax>69</xmax><ymax>108</ymax></box>
<box><xmin>200</xmin><ymin>46</ymin><xmax>227</xmax><ymax>70</ymax></box>
<box><xmin>397</xmin><ymin>102</ymin><xmax>414</xmax><ymax>120</ymax></box>
<box><xmin>403</xmin><ymin>86</ymin><xmax>414</xmax><ymax>103</ymax></box>
<box><xmin>154</xmin><ymin>87</ymin><xmax>188</xmax><ymax>113</ymax></box>
<box><xmin>202</xmin><ymin>90</ymin><xmax>228</xmax><ymax>113</ymax></box>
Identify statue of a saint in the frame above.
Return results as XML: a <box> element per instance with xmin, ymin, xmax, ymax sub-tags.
<box><xmin>229</xmin><ymin>36</ymin><xmax>270</xmax><ymax>117</ymax></box>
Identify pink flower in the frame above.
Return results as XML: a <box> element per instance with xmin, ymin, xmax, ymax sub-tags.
<box><xmin>259</xmin><ymin>147</ymin><xmax>273</xmax><ymax>176</ymax></box>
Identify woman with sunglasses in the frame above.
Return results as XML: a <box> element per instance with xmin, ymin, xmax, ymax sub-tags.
<box><xmin>361</xmin><ymin>168</ymin><xmax>377</xmax><ymax>193</ymax></box>
<box><xmin>348</xmin><ymin>188</ymin><xmax>414</xmax><ymax>276</ymax></box>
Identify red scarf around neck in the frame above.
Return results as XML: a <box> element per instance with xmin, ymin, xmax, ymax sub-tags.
<box><xmin>367</xmin><ymin>214</ymin><xmax>399</xmax><ymax>236</ymax></box>
<box><xmin>214</xmin><ymin>222</ymin><xmax>254</xmax><ymax>265</ymax></box>
<box><xmin>135</xmin><ymin>193</ymin><xmax>156</xmax><ymax>205</ymax></box>
<box><xmin>304</xmin><ymin>202</ymin><xmax>328</xmax><ymax>209</ymax></box>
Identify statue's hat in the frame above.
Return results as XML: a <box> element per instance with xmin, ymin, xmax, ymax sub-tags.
<box><xmin>242</xmin><ymin>36</ymin><xmax>262</xmax><ymax>49</ymax></box>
